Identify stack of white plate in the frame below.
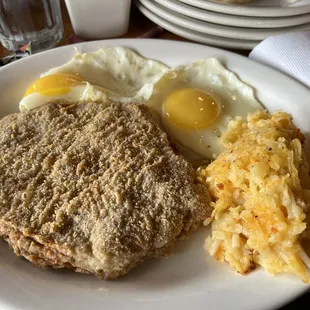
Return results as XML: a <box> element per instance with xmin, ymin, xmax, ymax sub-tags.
<box><xmin>135</xmin><ymin>0</ymin><xmax>310</xmax><ymax>49</ymax></box>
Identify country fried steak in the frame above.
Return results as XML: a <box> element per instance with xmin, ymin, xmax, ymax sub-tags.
<box><xmin>0</xmin><ymin>102</ymin><xmax>211</xmax><ymax>279</ymax></box>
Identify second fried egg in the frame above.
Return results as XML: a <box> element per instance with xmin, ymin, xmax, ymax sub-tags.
<box><xmin>146</xmin><ymin>58</ymin><xmax>264</xmax><ymax>160</ymax></box>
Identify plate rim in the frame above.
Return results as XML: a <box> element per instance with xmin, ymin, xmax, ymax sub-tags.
<box><xmin>0</xmin><ymin>37</ymin><xmax>309</xmax><ymax>310</ymax></box>
<box><xmin>136</xmin><ymin>1</ymin><xmax>260</xmax><ymax>49</ymax></box>
<box><xmin>154</xmin><ymin>0</ymin><xmax>310</xmax><ymax>28</ymax></box>
<box><xmin>140</xmin><ymin>0</ymin><xmax>310</xmax><ymax>40</ymax></box>
<box><xmin>177</xmin><ymin>0</ymin><xmax>310</xmax><ymax>17</ymax></box>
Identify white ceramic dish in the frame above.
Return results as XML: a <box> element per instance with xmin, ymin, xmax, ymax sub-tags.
<box><xmin>141</xmin><ymin>0</ymin><xmax>310</xmax><ymax>40</ymax></box>
<box><xmin>136</xmin><ymin>1</ymin><xmax>260</xmax><ymax>49</ymax></box>
<box><xmin>157</xmin><ymin>0</ymin><xmax>310</xmax><ymax>28</ymax></box>
<box><xmin>65</xmin><ymin>0</ymin><xmax>131</xmax><ymax>39</ymax></box>
<box><xmin>178</xmin><ymin>0</ymin><xmax>310</xmax><ymax>17</ymax></box>
<box><xmin>0</xmin><ymin>38</ymin><xmax>310</xmax><ymax>310</ymax></box>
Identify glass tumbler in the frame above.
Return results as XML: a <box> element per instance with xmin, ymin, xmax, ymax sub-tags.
<box><xmin>0</xmin><ymin>0</ymin><xmax>63</xmax><ymax>54</ymax></box>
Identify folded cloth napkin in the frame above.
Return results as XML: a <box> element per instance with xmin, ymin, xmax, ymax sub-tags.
<box><xmin>249</xmin><ymin>31</ymin><xmax>310</xmax><ymax>87</ymax></box>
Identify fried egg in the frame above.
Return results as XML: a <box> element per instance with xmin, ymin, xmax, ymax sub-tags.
<box><xmin>146</xmin><ymin>58</ymin><xmax>264</xmax><ymax>159</ymax></box>
<box><xmin>19</xmin><ymin>73</ymin><xmax>110</xmax><ymax>111</ymax></box>
<box><xmin>20</xmin><ymin>47</ymin><xmax>169</xmax><ymax>111</ymax></box>
<box><xmin>20</xmin><ymin>48</ymin><xmax>262</xmax><ymax>162</ymax></box>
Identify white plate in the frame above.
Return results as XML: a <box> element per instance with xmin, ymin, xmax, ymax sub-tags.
<box><xmin>136</xmin><ymin>1</ymin><xmax>260</xmax><ymax>49</ymax></box>
<box><xmin>0</xmin><ymin>39</ymin><xmax>310</xmax><ymax>310</ymax></box>
<box><xmin>178</xmin><ymin>0</ymin><xmax>310</xmax><ymax>17</ymax></box>
<box><xmin>157</xmin><ymin>0</ymin><xmax>310</xmax><ymax>28</ymax></box>
<box><xmin>141</xmin><ymin>0</ymin><xmax>310</xmax><ymax>40</ymax></box>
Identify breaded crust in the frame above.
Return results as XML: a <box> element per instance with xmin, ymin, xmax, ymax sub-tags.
<box><xmin>0</xmin><ymin>102</ymin><xmax>211</xmax><ymax>279</ymax></box>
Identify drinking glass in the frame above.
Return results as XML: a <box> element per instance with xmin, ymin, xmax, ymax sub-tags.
<box><xmin>0</xmin><ymin>0</ymin><xmax>63</xmax><ymax>54</ymax></box>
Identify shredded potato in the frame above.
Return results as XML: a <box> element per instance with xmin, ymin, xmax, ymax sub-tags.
<box><xmin>197</xmin><ymin>111</ymin><xmax>310</xmax><ymax>283</ymax></box>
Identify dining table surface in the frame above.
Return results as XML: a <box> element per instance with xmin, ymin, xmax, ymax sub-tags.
<box><xmin>0</xmin><ymin>0</ymin><xmax>184</xmax><ymax>58</ymax></box>
<box><xmin>0</xmin><ymin>0</ymin><xmax>309</xmax><ymax>309</ymax></box>
<box><xmin>0</xmin><ymin>0</ymin><xmax>250</xmax><ymax>59</ymax></box>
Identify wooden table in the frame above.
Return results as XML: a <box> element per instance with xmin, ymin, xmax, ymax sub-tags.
<box><xmin>0</xmin><ymin>1</ymin><xmax>309</xmax><ymax>309</ymax></box>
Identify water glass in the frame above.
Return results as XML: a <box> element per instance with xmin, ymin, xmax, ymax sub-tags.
<box><xmin>0</xmin><ymin>0</ymin><xmax>63</xmax><ymax>54</ymax></box>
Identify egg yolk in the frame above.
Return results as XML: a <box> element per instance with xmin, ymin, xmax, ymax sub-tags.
<box><xmin>163</xmin><ymin>88</ymin><xmax>220</xmax><ymax>130</ymax></box>
<box><xmin>24</xmin><ymin>73</ymin><xmax>85</xmax><ymax>97</ymax></box>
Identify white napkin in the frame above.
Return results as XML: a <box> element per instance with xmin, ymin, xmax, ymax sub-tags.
<box><xmin>249</xmin><ymin>31</ymin><xmax>310</xmax><ymax>87</ymax></box>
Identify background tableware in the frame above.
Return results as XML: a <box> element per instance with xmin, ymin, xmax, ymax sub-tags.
<box><xmin>178</xmin><ymin>0</ymin><xmax>310</xmax><ymax>17</ymax></box>
<box><xmin>0</xmin><ymin>0</ymin><xmax>63</xmax><ymax>54</ymax></box>
<box><xmin>136</xmin><ymin>0</ymin><xmax>310</xmax><ymax>49</ymax></box>
<box><xmin>65</xmin><ymin>0</ymin><xmax>132</xmax><ymax>39</ymax></box>
<box><xmin>156</xmin><ymin>0</ymin><xmax>310</xmax><ymax>28</ymax></box>
<box><xmin>136</xmin><ymin>1</ymin><xmax>259</xmax><ymax>49</ymax></box>
<box><xmin>140</xmin><ymin>0</ymin><xmax>310</xmax><ymax>40</ymax></box>
<box><xmin>135</xmin><ymin>1</ymin><xmax>260</xmax><ymax>50</ymax></box>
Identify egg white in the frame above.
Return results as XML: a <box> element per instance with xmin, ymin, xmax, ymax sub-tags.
<box><xmin>41</xmin><ymin>47</ymin><xmax>169</xmax><ymax>104</ymax></box>
<box><xmin>146</xmin><ymin>58</ymin><xmax>264</xmax><ymax>159</ymax></box>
